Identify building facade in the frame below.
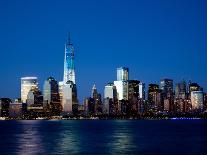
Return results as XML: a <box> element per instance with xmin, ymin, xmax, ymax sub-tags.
<box><xmin>61</xmin><ymin>35</ymin><xmax>78</xmax><ymax>114</ymax></box>
<box><xmin>21</xmin><ymin>77</ymin><xmax>38</xmax><ymax>103</ymax></box>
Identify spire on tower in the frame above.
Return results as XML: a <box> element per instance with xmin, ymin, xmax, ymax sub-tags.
<box><xmin>67</xmin><ymin>32</ymin><xmax>72</xmax><ymax>45</ymax></box>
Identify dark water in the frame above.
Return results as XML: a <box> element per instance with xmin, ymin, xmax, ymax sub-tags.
<box><xmin>0</xmin><ymin>120</ymin><xmax>207</xmax><ymax>155</ymax></box>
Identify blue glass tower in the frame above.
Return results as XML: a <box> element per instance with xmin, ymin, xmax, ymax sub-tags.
<box><xmin>63</xmin><ymin>34</ymin><xmax>76</xmax><ymax>84</ymax></box>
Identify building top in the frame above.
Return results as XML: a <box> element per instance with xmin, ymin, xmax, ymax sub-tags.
<box><xmin>21</xmin><ymin>77</ymin><xmax>37</xmax><ymax>80</ymax></box>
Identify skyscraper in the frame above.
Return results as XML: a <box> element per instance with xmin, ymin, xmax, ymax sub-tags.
<box><xmin>139</xmin><ymin>82</ymin><xmax>145</xmax><ymax>100</ymax></box>
<box><xmin>114</xmin><ymin>67</ymin><xmax>129</xmax><ymax>101</ymax></box>
<box><xmin>148</xmin><ymin>84</ymin><xmax>161</xmax><ymax>110</ymax></box>
<box><xmin>175</xmin><ymin>80</ymin><xmax>187</xmax><ymax>99</ymax></box>
<box><xmin>61</xmin><ymin>35</ymin><xmax>78</xmax><ymax>114</ymax></box>
<box><xmin>117</xmin><ymin>67</ymin><xmax>129</xmax><ymax>81</ymax></box>
<box><xmin>21</xmin><ymin>77</ymin><xmax>38</xmax><ymax>103</ymax></box>
<box><xmin>160</xmin><ymin>79</ymin><xmax>174</xmax><ymax>111</ymax></box>
<box><xmin>63</xmin><ymin>35</ymin><xmax>75</xmax><ymax>84</ymax></box>
<box><xmin>191</xmin><ymin>91</ymin><xmax>204</xmax><ymax>110</ymax></box>
<box><xmin>44</xmin><ymin>77</ymin><xmax>59</xmax><ymax>104</ymax></box>
<box><xmin>43</xmin><ymin>77</ymin><xmax>61</xmax><ymax>115</ymax></box>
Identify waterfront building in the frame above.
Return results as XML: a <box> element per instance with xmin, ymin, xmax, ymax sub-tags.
<box><xmin>139</xmin><ymin>82</ymin><xmax>145</xmax><ymax>100</ymax></box>
<box><xmin>91</xmin><ymin>85</ymin><xmax>102</xmax><ymax>115</ymax></box>
<box><xmin>104</xmin><ymin>83</ymin><xmax>118</xmax><ymax>115</ymax></box>
<box><xmin>0</xmin><ymin>98</ymin><xmax>11</xmax><ymax>117</ymax></box>
<box><xmin>117</xmin><ymin>67</ymin><xmax>129</xmax><ymax>81</ymax></box>
<box><xmin>43</xmin><ymin>77</ymin><xmax>61</xmax><ymax>115</ymax></box>
<box><xmin>26</xmin><ymin>87</ymin><xmax>43</xmax><ymax>107</ymax></box>
<box><xmin>114</xmin><ymin>81</ymin><xmax>128</xmax><ymax>100</ymax></box>
<box><xmin>9</xmin><ymin>101</ymin><xmax>22</xmax><ymax>118</ymax></box>
<box><xmin>160</xmin><ymin>79</ymin><xmax>174</xmax><ymax>111</ymax></box>
<box><xmin>104</xmin><ymin>83</ymin><xmax>117</xmax><ymax>100</ymax></box>
<box><xmin>191</xmin><ymin>91</ymin><xmax>204</xmax><ymax>110</ymax></box>
<box><xmin>148</xmin><ymin>84</ymin><xmax>161</xmax><ymax>110</ymax></box>
<box><xmin>21</xmin><ymin>77</ymin><xmax>38</xmax><ymax>103</ymax></box>
<box><xmin>175</xmin><ymin>80</ymin><xmax>187</xmax><ymax>99</ymax></box>
<box><xmin>62</xmin><ymin>35</ymin><xmax>78</xmax><ymax>114</ymax></box>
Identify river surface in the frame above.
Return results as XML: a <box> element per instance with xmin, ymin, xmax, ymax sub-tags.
<box><xmin>0</xmin><ymin>120</ymin><xmax>207</xmax><ymax>155</ymax></box>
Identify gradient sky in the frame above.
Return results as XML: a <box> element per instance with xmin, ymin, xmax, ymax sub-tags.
<box><xmin>0</xmin><ymin>0</ymin><xmax>207</xmax><ymax>102</ymax></box>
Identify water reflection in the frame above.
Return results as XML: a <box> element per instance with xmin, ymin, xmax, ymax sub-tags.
<box><xmin>16</xmin><ymin>121</ymin><xmax>44</xmax><ymax>155</ymax></box>
<box><xmin>107</xmin><ymin>120</ymin><xmax>137</xmax><ymax>154</ymax></box>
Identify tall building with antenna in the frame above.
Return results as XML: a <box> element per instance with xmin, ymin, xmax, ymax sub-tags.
<box><xmin>61</xmin><ymin>34</ymin><xmax>78</xmax><ymax>114</ymax></box>
<box><xmin>63</xmin><ymin>34</ymin><xmax>76</xmax><ymax>84</ymax></box>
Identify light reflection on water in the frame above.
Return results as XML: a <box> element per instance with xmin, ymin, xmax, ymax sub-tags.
<box><xmin>0</xmin><ymin>120</ymin><xmax>207</xmax><ymax>155</ymax></box>
<box><xmin>16</xmin><ymin>121</ymin><xmax>45</xmax><ymax>155</ymax></box>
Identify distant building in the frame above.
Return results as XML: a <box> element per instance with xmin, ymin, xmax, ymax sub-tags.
<box><xmin>62</xmin><ymin>81</ymin><xmax>77</xmax><ymax>114</ymax></box>
<box><xmin>128</xmin><ymin>80</ymin><xmax>140</xmax><ymax>100</ymax></box>
<box><xmin>188</xmin><ymin>82</ymin><xmax>203</xmax><ymax>97</ymax></box>
<box><xmin>104</xmin><ymin>83</ymin><xmax>117</xmax><ymax>99</ymax></box>
<box><xmin>91</xmin><ymin>85</ymin><xmax>102</xmax><ymax>115</ymax></box>
<box><xmin>191</xmin><ymin>91</ymin><xmax>204</xmax><ymax>110</ymax></box>
<box><xmin>84</xmin><ymin>97</ymin><xmax>95</xmax><ymax>116</ymax></box>
<box><xmin>58</xmin><ymin>81</ymin><xmax>63</xmax><ymax>106</ymax></box>
<box><xmin>117</xmin><ymin>67</ymin><xmax>129</xmax><ymax>81</ymax></box>
<box><xmin>160</xmin><ymin>79</ymin><xmax>173</xmax><ymax>111</ymax></box>
<box><xmin>21</xmin><ymin>77</ymin><xmax>38</xmax><ymax>103</ymax></box>
<box><xmin>62</xmin><ymin>35</ymin><xmax>78</xmax><ymax>114</ymax></box>
<box><xmin>104</xmin><ymin>83</ymin><xmax>118</xmax><ymax>115</ymax></box>
<box><xmin>9</xmin><ymin>101</ymin><xmax>22</xmax><ymax>118</ymax></box>
<box><xmin>114</xmin><ymin>81</ymin><xmax>128</xmax><ymax>100</ymax></box>
<box><xmin>26</xmin><ymin>87</ymin><xmax>43</xmax><ymax>107</ymax></box>
<box><xmin>0</xmin><ymin>98</ymin><xmax>11</xmax><ymax>117</ymax></box>
<box><xmin>148</xmin><ymin>84</ymin><xmax>161</xmax><ymax>110</ymax></box>
<box><xmin>175</xmin><ymin>80</ymin><xmax>187</xmax><ymax>99</ymax></box>
<box><xmin>139</xmin><ymin>82</ymin><xmax>145</xmax><ymax>100</ymax></box>
<box><xmin>43</xmin><ymin>77</ymin><xmax>61</xmax><ymax>116</ymax></box>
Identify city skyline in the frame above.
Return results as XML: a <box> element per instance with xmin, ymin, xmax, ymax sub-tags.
<box><xmin>0</xmin><ymin>0</ymin><xmax>207</xmax><ymax>101</ymax></box>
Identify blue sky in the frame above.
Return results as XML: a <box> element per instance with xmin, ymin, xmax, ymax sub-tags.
<box><xmin>0</xmin><ymin>0</ymin><xmax>207</xmax><ymax>101</ymax></box>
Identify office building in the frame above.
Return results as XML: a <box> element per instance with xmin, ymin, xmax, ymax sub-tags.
<box><xmin>117</xmin><ymin>67</ymin><xmax>129</xmax><ymax>81</ymax></box>
<box><xmin>0</xmin><ymin>98</ymin><xmax>11</xmax><ymax>117</ymax></box>
<box><xmin>191</xmin><ymin>91</ymin><xmax>204</xmax><ymax>110</ymax></box>
<box><xmin>139</xmin><ymin>82</ymin><xmax>145</xmax><ymax>100</ymax></box>
<box><xmin>62</xmin><ymin>35</ymin><xmax>78</xmax><ymax>114</ymax></box>
<box><xmin>43</xmin><ymin>77</ymin><xmax>61</xmax><ymax>115</ymax></box>
<box><xmin>21</xmin><ymin>77</ymin><xmax>38</xmax><ymax>103</ymax></box>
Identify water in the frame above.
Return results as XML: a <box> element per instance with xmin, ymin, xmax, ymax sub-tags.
<box><xmin>0</xmin><ymin>120</ymin><xmax>207</xmax><ymax>155</ymax></box>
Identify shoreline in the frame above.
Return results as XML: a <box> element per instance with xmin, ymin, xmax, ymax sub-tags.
<box><xmin>0</xmin><ymin>117</ymin><xmax>206</xmax><ymax>121</ymax></box>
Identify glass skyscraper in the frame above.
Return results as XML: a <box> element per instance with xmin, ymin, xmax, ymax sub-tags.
<box><xmin>117</xmin><ymin>67</ymin><xmax>129</xmax><ymax>81</ymax></box>
<box><xmin>21</xmin><ymin>77</ymin><xmax>38</xmax><ymax>103</ymax></box>
<box><xmin>61</xmin><ymin>35</ymin><xmax>77</xmax><ymax>114</ymax></box>
<box><xmin>63</xmin><ymin>35</ymin><xmax>75</xmax><ymax>84</ymax></box>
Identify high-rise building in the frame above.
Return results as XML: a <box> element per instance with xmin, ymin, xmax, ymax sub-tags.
<box><xmin>26</xmin><ymin>87</ymin><xmax>43</xmax><ymax>106</ymax></box>
<box><xmin>160</xmin><ymin>79</ymin><xmax>174</xmax><ymax>111</ymax></box>
<box><xmin>148</xmin><ymin>84</ymin><xmax>161</xmax><ymax>110</ymax></box>
<box><xmin>114</xmin><ymin>67</ymin><xmax>129</xmax><ymax>101</ymax></box>
<box><xmin>58</xmin><ymin>81</ymin><xmax>63</xmax><ymax>105</ymax></box>
<box><xmin>0</xmin><ymin>98</ymin><xmax>11</xmax><ymax>117</ymax></box>
<box><xmin>63</xmin><ymin>35</ymin><xmax>75</xmax><ymax>84</ymax></box>
<box><xmin>139</xmin><ymin>82</ymin><xmax>145</xmax><ymax>100</ymax></box>
<box><xmin>21</xmin><ymin>77</ymin><xmax>38</xmax><ymax>103</ymax></box>
<box><xmin>188</xmin><ymin>82</ymin><xmax>202</xmax><ymax>93</ymax></box>
<box><xmin>117</xmin><ymin>67</ymin><xmax>129</xmax><ymax>81</ymax></box>
<box><xmin>191</xmin><ymin>91</ymin><xmax>204</xmax><ymax>110</ymax></box>
<box><xmin>114</xmin><ymin>81</ymin><xmax>128</xmax><ymax>100</ymax></box>
<box><xmin>104</xmin><ymin>83</ymin><xmax>118</xmax><ymax>115</ymax></box>
<box><xmin>44</xmin><ymin>77</ymin><xmax>59</xmax><ymax>104</ymax></box>
<box><xmin>128</xmin><ymin>80</ymin><xmax>140</xmax><ymax>100</ymax></box>
<box><xmin>91</xmin><ymin>85</ymin><xmax>102</xmax><ymax>115</ymax></box>
<box><xmin>175</xmin><ymin>80</ymin><xmax>187</xmax><ymax>99</ymax></box>
<box><xmin>104</xmin><ymin>83</ymin><xmax>117</xmax><ymax>99</ymax></box>
<box><xmin>61</xmin><ymin>35</ymin><xmax>78</xmax><ymax>114</ymax></box>
<box><xmin>43</xmin><ymin>77</ymin><xmax>61</xmax><ymax>115</ymax></box>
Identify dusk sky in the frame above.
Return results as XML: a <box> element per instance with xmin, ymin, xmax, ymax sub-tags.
<box><xmin>0</xmin><ymin>0</ymin><xmax>207</xmax><ymax>102</ymax></box>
